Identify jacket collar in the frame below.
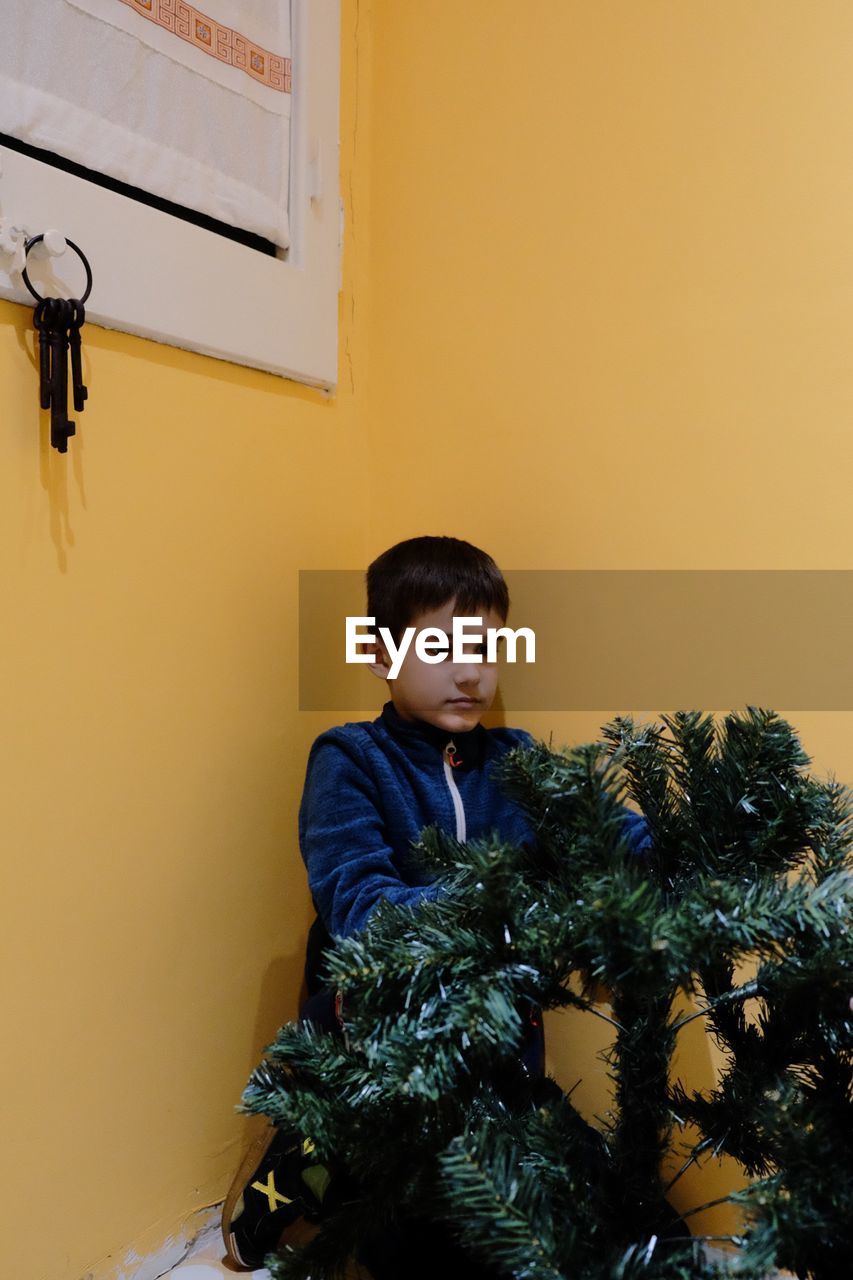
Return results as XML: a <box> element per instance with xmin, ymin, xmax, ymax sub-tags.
<box><xmin>379</xmin><ymin>699</ymin><xmax>485</xmax><ymax>768</ymax></box>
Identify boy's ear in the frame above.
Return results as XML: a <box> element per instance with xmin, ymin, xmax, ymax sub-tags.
<box><xmin>358</xmin><ymin>638</ymin><xmax>392</xmax><ymax>680</ymax></box>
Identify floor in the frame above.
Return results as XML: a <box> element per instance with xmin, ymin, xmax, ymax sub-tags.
<box><xmin>164</xmin><ymin>1224</ymin><xmax>270</xmax><ymax>1280</ymax></box>
<box><xmin>163</xmin><ymin>1212</ymin><xmax>791</xmax><ymax>1280</ymax></box>
<box><xmin>165</xmin><ymin>1217</ymin><xmax>368</xmax><ymax>1280</ymax></box>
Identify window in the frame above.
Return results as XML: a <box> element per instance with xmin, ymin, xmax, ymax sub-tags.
<box><xmin>0</xmin><ymin>0</ymin><xmax>341</xmax><ymax>389</ymax></box>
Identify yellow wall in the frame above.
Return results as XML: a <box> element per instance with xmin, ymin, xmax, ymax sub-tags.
<box><xmin>1</xmin><ymin>4</ymin><xmax>372</xmax><ymax>1276</ymax></box>
<box><xmin>5</xmin><ymin>2</ymin><xmax>853</xmax><ymax>1276</ymax></box>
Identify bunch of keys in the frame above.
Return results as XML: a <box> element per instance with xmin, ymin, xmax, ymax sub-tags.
<box><xmin>33</xmin><ymin>297</ymin><xmax>88</xmax><ymax>453</ymax></box>
<box><xmin>22</xmin><ymin>233</ymin><xmax>93</xmax><ymax>454</ymax></box>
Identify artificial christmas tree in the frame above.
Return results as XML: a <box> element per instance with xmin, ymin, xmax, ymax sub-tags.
<box><xmin>241</xmin><ymin>708</ymin><xmax>853</xmax><ymax>1280</ymax></box>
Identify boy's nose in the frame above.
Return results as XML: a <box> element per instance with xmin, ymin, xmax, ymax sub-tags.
<box><xmin>453</xmin><ymin>662</ymin><xmax>481</xmax><ymax>685</ymax></box>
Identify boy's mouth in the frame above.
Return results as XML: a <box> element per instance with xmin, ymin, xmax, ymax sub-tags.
<box><xmin>448</xmin><ymin>697</ymin><xmax>480</xmax><ymax>705</ymax></box>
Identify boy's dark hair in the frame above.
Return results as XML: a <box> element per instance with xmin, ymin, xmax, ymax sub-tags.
<box><xmin>367</xmin><ymin>536</ymin><xmax>510</xmax><ymax>643</ymax></box>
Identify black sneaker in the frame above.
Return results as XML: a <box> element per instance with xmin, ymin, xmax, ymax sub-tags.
<box><xmin>222</xmin><ymin>1124</ymin><xmax>331</xmax><ymax>1271</ymax></box>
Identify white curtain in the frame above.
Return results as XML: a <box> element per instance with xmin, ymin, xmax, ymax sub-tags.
<box><xmin>1</xmin><ymin>0</ymin><xmax>291</xmax><ymax>246</ymax></box>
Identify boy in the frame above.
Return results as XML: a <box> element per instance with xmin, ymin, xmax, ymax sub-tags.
<box><xmin>223</xmin><ymin>536</ymin><xmax>651</xmax><ymax>1272</ymax></box>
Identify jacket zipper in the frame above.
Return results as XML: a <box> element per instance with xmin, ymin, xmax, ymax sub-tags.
<box><xmin>443</xmin><ymin>740</ymin><xmax>466</xmax><ymax>841</ymax></box>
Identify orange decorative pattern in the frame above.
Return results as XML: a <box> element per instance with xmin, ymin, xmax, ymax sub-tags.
<box><xmin>118</xmin><ymin>0</ymin><xmax>291</xmax><ymax>92</ymax></box>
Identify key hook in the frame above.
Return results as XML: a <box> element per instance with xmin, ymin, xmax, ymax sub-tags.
<box><xmin>21</xmin><ymin>234</ymin><xmax>93</xmax><ymax>304</ymax></box>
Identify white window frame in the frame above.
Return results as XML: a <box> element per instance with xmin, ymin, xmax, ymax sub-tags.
<box><xmin>0</xmin><ymin>0</ymin><xmax>340</xmax><ymax>390</ymax></box>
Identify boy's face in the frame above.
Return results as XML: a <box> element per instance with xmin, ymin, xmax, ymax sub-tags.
<box><xmin>368</xmin><ymin>597</ymin><xmax>503</xmax><ymax>734</ymax></box>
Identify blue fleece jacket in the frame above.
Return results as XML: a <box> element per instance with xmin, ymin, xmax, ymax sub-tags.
<box><xmin>298</xmin><ymin>699</ymin><xmax>651</xmax><ymax>938</ymax></box>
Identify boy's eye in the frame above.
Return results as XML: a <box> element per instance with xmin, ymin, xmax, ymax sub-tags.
<box><xmin>427</xmin><ymin>633</ymin><xmax>503</xmax><ymax>660</ymax></box>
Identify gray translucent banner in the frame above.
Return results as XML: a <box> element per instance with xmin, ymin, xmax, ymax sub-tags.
<box><xmin>299</xmin><ymin>570</ymin><xmax>853</xmax><ymax>711</ymax></box>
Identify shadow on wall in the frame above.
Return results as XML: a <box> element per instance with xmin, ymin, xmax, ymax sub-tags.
<box><xmin>249</xmin><ymin>950</ymin><xmax>308</xmax><ymax>1082</ymax></box>
<box><xmin>225</xmin><ymin>949</ymin><xmax>309</xmax><ymax>1167</ymax></box>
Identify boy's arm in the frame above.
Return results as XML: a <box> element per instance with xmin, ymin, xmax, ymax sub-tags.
<box><xmin>299</xmin><ymin>737</ymin><xmax>441</xmax><ymax>939</ymax></box>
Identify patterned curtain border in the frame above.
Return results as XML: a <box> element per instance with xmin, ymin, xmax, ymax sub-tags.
<box><xmin>117</xmin><ymin>0</ymin><xmax>290</xmax><ymax>92</ymax></box>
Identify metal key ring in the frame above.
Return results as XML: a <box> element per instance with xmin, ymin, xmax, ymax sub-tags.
<box><xmin>22</xmin><ymin>234</ymin><xmax>93</xmax><ymax>305</ymax></box>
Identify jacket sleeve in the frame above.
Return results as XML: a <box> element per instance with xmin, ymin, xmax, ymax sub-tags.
<box><xmin>298</xmin><ymin>736</ymin><xmax>442</xmax><ymax>939</ymax></box>
<box><xmin>618</xmin><ymin>806</ymin><xmax>653</xmax><ymax>856</ymax></box>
